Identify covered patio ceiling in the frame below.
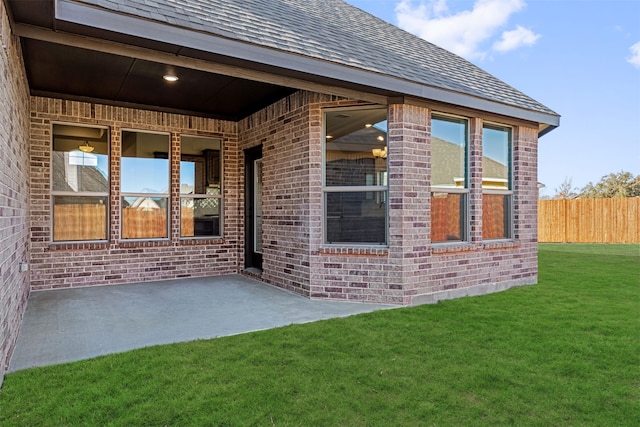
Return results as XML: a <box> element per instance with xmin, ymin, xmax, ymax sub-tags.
<box><xmin>20</xmin><ymin>38</ymin><xmax>297</xmax><ymax>121</ymax></box>
<box><xmin>7</xmin><ymin>0</ymin><xmax>389</xmax><ymax>121</ymax></box>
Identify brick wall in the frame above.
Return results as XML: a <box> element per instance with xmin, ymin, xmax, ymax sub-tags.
<box><xmin>27</xmin><ymin>89</ymin><xmax>538</xmax><ymax>311</ymax></box>
<box><xmin>29</xmin><ymin>97</ymin><xmax>242</xmax><ymax>290</ymax></box>
<box><xmin>238</xmin><ymin>91</ymin><xmax>319</xmax><ymax>295</ymax></box>
<box><xmin>0</xmin><ymin>1</ymin><xmax>30</xmax><ymax>385</ymax></box>
<box><xmin>243</xmin><ymin>95</ymin><xmax>540</xmax><ymax>305</ymax></box>
<box><xmin>409</xmin><ymin>116</ymin><xmax>539</xmax><ymax>304</ymax></box>
<box><xmin>308</xmin><ymin>99</ymin><xmax>405</xmax><ymax>304</ymax></box>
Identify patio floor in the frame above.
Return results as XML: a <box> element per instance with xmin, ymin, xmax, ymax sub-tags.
<box><xmin>8</xmin><ymin>274</ymin><xmax>394</xmax><ymax>372</ymax></box>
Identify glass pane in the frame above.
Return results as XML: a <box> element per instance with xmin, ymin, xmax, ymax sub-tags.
<box><xmin>122</xmin><ymin>196</ymin><xmax>168</xmax><ymax>239</ymax></box>
<box><xmin>325</xmin><ymin>108</ymin><xmax>387</xmax><ymax>187</ymax></box>
<box><xmin>181</xmin><ymin>198</ymin><xmax>220</xmax><ymax>237</ymax></box>
<box><xmin>255</xmin><ymin>159</ymin><xmax>263</xmax><ymax>253</ymax></box>
<box><xmin>482</xmin><ymin>125</ymin><xmax>510</xmax><ymax>189</ymax></box>
<box><xmin>181</xmin><ymin>136</ymin><xmax>221</xmax><ymax>194</ymax></box>
<box><xmin>431</xmin><ymin>192</ymin><xmax>465</xmax><ymax>242</ymax></box>
<box><xmin>431</xmin><ymin>115</ymin><xmax>467</xmax><ymax>187</ymax></box>
<box><xmin>483</xmin><ymin>194</ymin><xmax>510</xmax><ymax>239</ymax></box>
<box><xmin>121</xmin><ymin>131</ymin><xmax>169</xmax><ymax>194</ymax></box>
<box><xmin>326</xmin><ymin>191</ymin><xmax>387</xmax><ymax>244</ymax></box>
<box><xmin>52</xmin><ymin>124</ymin><xmax>109</xmax><ymax>193</ymax></box>
<box><xmin>53</xmin><ymin>196</ymin><xmax>107</xmax><ymax>241</ymax></box>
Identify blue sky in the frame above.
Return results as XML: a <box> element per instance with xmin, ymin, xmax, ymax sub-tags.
<box><xmin>345</xmin><ymin>0</ymin><xmax>640</xmax><ymax>197</ymax></box>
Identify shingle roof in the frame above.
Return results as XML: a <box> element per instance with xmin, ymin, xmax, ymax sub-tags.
<box><xmin>79</xmin><ymin>0</ymin><xmax>558</xmax><ymax>119</ymax></box>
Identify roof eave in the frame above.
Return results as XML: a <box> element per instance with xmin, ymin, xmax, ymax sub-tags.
<box><xmin>56</xmin><ymin>0</ymin><xmax>560</xmax><ymax>134</ymax></box>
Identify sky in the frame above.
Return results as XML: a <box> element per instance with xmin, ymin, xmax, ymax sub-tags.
<box><xmin>344</xmin><ymin>0</ymin><xmax>640</xmax><ymax>197</ymax></box>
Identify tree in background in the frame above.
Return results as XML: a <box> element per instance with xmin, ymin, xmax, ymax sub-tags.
<box><xmin>553</xmin><ymin>177</ymin><xmax>579</xmax><ymax>199</ymax></box>
<box><xmin>579</xmin><ymin>171</ymin><xmax>640</xmax><ymax>198</ymax></box>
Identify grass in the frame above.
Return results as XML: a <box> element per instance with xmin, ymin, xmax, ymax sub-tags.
<box><xmin>1</xmin><ymin>244</ymin><xmax>638</xmax><ymax>426</ymax></box>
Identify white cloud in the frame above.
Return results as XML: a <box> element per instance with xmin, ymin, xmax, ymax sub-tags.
<box><xmin>493</xmin><ymin>25</ymin><xmax>541</xmax><ymax>52</ymax></box>
<box><xmin>395</xmin><ymin>0</ymin><xmax>537</xmax><ymax>60</ymax></box>
<box><xmin>627</xmin><ymin>41</ymin><xmax>640</xmax><ymax>69</ymax></box>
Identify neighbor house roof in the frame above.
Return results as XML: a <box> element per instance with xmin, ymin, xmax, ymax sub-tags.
<box><xmin>10</xmin><ymin>0</ymin><xmax>559</xmax><ymax>133</ymax></box>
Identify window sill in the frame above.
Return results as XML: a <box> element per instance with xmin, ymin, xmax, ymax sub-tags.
<box><xmin>180</xmin><ymin>237</ymin><xmax>225</xmax><ymax>245</ymax></box>
<box><xmin>482</xmin><ymin>240</ymin><xmax>520</xmax><ymax>250</ymax></box>
<box><xmin>118</xmin><ymin>240</ymin><xmax>171</xmax><ymax>248</ymax></box>
<box><xmin>319</xmin><ymin>246</ymin><xmax>389</xmax><ymax>257</ymax></box>
<box><xmin>49</xmin><ymin>241</ymin><xmax>109</xmax><ymax>251</ymax></box>
<box><xmin>431</xmin><ymin>243</ymin><xmax>475</xmax><ymax>254</ymax></box>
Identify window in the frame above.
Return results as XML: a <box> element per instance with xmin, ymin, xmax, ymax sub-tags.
<box><xmin>324</xmin><ymin>107</ymin><xmax>388</xmax><ymax>245</ymax></box>
<box><xmin>482</xmin><ymin>124</ymin><xmax>512</xmax><ymax>239</ymax></box>
<box><xmin>430</xmin><ymin>114</ymin><xmax>468</xmax><ymax>243</ymax></box>
<box><xmin>180</xmin><ymin>136</ymin><xmax>222</xmax><ymax>237</ymax></box>
<box><xmin>51</xmin><ymin>124</ymin><xmax>109</xmax><ymax>242</ymax></box>
<box><xmin>121</xmin><ymin>131</ymin><xmax>170</xmax><ymax>239</ymax></box>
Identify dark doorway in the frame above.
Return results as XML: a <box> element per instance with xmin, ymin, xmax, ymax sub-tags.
<box><xmin>244</xmin><ymin>146</ymin><xmax>263</xmax><ymax>271</ymax></box>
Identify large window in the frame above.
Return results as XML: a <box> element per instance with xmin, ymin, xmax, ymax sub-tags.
<box><xmin>51</xmin><ymin>124</ymin><xmax>109</xmax><ymax>242</ymax></box>
<box><xmin>482</xmin><ymin>124</ymin><xmax>512</xmax><ymax>240</ymax></box>
<box><xmin>121</xmin><ymin>131</ymin><xmax>170</xmax><ymax>239</ymax></box>
<box><xmin>324</xmin><ymin>107</ymin><xmax>388</xmax><ymax>245</ymax></box>
<box><xmin>430</xmin><ymin>114</ymin><xmax>468</xmax><ymax>243</ymax></box>
<box><xmin>180</xmin><ymin>136</ymin><xmax>222</xmax><ymax>237</ymax></box>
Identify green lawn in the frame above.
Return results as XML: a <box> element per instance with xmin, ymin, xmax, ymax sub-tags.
<box><xmin>1</xmin><ymin>244</ymin><xmax>639</xmax><ymax>426</ymax></box>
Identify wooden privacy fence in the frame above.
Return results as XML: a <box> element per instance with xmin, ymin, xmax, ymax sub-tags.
<box><xmin>54</xmin><ymin>204</ymin><xmax>182</xmax><ymax>240</ymax></box>
<box><xmin>538</xmin><ymin>198</ymin><xmax>640</xmax><ymax>243</ymax></box>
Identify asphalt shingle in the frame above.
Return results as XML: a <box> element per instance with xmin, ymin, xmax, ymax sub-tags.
<box><xmin>80</xmin><ymin>0</ymin><xmax>557</xmax><ymax>116</ymax></box>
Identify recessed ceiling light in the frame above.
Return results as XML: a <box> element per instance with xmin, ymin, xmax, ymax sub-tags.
<box><xmin>326</xmin><ymin>135</ymin><xmax>333</xmax><ymax>139</ymax></box>
<box><xmin>365</xmin><ymin>123</ymin><xmax>373</xmax><ymax>128</ymax></box>
<box><xmin>377</xmin><ymin>135</ymin><xmax>385</xmax><ymax>141</ymax></box>
<box><xmin>163</xmin><ymin>74</ymin><xmax>179</xmax><ymax>82</ymax></box>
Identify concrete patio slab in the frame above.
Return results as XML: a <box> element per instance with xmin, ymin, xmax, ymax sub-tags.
<box><xmin>8</xmin><ymin>275</ymin><xmax>395</xmax><ymax>372</ymax></box>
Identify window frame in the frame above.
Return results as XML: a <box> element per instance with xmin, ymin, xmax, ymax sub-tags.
<box><xmin>322</xmin><ymin>105</ymin><xmax>389</xmax><ymax>247</ymax></box>
<box><xmin>179</xmin><ymin>134</ymin><xmax>224</xmax><ymax>239</ymax></box>
<box><xmin>430</xmin><ymin>113</ymin><xmax>470</xmax><ymax>244</ymax></box>
<box><xmin>120</xmin><ymin>129</ymin><xmax>171</xmax><ymax>241</ymax></box>
<box><xmin>481</xmin><ymin>122</ymin><xmax>514</xmax><ymax>241</ymax></box>
<box><xmin>50</xmin><ymin>122</ymin><xmax>110</xmax><ymax>243</ymax></box>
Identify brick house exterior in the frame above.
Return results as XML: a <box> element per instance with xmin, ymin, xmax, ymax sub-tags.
<box><xmin>0</xmin><ymin>0</ymin><xmax>558</xmax><ymax>384</ymax></box>
<box><xmin>0</xmin><ymin>0</ymin><xmax>30</xmax><ymax>386</ymax></box>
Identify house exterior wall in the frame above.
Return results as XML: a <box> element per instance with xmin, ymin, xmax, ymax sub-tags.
<box><xmin>0</xmin><ymin>1</ymin><xmax>31</xmax><ymax>385</ymax></box>
<box><xmin>26</xmin><ymin>90</ymin><xmax>537</xmax><ymax>307</ymax></box>
<box><xmin>238</xmin><ymin>91</ymin><xmax>316</xmax><ymax>295</ymax></box>
<box><xmin>241</xmin><ymin>96</ymin><xmax>538</xmax><ymax>305</ymax></box>
<box><xmin>29</xmin><ymin>97</ymin><xmax>241</xmax><ymax>291</ymax></box>
<box><xmin>305</xmin><ymin>101</ymin><xmax>538</xmax><ymax>305</ymax></box>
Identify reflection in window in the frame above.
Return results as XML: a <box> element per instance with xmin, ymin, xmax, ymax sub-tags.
<box><xmin>51</xmin><ymin>124</ymin><xmax>109</xmax><ymax>241</ymax></box>
<box><xmin>180</xmin><ymin>136</ymin><xmax>222</xmax><ymax>237</ymax></box>
<box><xmin>482</xmin><ymin>124</ymin><xmax>512</xmax><ymax>239</ymax></box>
<box><xmin>431</xmin><ymin>114</ymin><xmax>468</xmax><ymax>243</ymax></box>
<box><xmin>324</xmin><ymin>107</ymin><xmax>388</xmax><ymax>245</ymax></box>
<box><xmin>121</xmin><ymin>131</ymin><xmax>169</xmax><ymax>239</ymax></box>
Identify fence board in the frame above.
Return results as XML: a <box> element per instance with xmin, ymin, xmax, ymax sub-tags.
<box><xmin>538</xmin><ymin>198</ymin><xmax>640</xmax><ymax>243</ymax></box>
<box><xmin>122</xmin><ymin>208</ymin><xmax>167</xmax><ymax>239</ymax></box>
<box><xmin>54</xmin><ymin>204</ymin><xmax>107</xmax><ymax>241</ymax></box>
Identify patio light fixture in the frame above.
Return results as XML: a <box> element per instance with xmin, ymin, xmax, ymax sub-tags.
<box><xmin>78</xmin><ymin>141</ymin><xmax>95</xmax><ymax>153</ymax></box>
<box><xmin>372</xmin><ymin>146</ymin><xmax>387</xmax><ymax>159</ymax></box>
